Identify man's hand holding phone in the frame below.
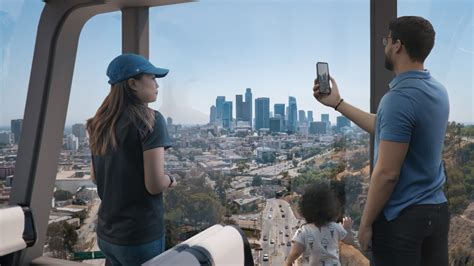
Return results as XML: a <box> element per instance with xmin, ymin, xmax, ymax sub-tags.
<box><xmin>313</xmin><ymin>77</ymin><xmax>342</xmax><ymax>109</ymax></box>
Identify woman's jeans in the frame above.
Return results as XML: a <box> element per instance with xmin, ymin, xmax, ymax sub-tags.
<box><xmin>97</xmin><ymin>234</ymin><xmax>165</xmax><ymax>266</ymax></box>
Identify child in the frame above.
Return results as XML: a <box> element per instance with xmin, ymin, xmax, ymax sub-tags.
<box><xmin>285</xmin><ymin>181</ymin><xmax>354</xmax><ymax>266</ymax></box>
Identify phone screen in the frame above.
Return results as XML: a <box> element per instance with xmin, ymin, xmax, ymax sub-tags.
<box><xmin>317</xmin><ymin>62</ymin><xmax>330</xmax><ymax>94</ymax></box>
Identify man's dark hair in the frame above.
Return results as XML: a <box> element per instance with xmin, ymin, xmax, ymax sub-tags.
<box><xmin>299</xmin><ymin>180</ymin><xmax>341</xmax><ymax>227</ymax></box>
<box><xmin>389</xmin><ymin>16</ymin><xmax>435</xmax><ymax>62</ymax></box>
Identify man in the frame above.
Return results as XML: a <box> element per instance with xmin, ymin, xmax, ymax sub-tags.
<box><xmin>313</xmin><ymin>16</ymin><xmax>449</xmax><ymax>266</ymax></box>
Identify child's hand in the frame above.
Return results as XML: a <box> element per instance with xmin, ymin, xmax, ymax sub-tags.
<box><xmin>342</xmin><ymin>216</ymin><xmax>353</xmax><ymax>230</ymax></box>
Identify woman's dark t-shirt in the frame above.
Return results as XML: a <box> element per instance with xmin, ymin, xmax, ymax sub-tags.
<box><xmin>92</xmin><ymin>110</ymin><xmax>172</xmax><ymax>245</ymax></box>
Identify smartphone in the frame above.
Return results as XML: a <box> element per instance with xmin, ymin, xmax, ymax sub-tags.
<box><xmin>316</xmin><ymin>62</ymin><xmax>331</xmax><ymax>94</ymax></box>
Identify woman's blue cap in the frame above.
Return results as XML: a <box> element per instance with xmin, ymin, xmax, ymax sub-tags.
<box><xmin>106</xmin><ymin>53</ymin><xmax>169</xmax><ymax>85</ymax></box>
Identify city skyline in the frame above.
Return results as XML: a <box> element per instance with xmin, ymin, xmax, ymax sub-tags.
<box><xmin>0</xmin><ymin>1</ymin><xmax>472</xmax><ymax>263</ymax></box>
<box><xmin>1</xmin><ymin>1</ymin><xmax>472</xmax><ymax>127</ymax></box>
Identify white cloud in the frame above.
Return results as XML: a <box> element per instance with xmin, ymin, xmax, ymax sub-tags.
<box><xmin>458</xmin><ymin>47</ymin><xmax>474</xmax><ymax>54</ymax></box>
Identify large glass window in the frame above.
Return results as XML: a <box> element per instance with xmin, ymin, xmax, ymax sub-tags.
<box><xmin>44</xmin><ymin>12</ymin><xmax>122</xmax><ymax>260</ymax></box>
<box><xmin>398</xmin><ymin>1</ymin><xmax>473</xmax><ymax>264</ymax></box>
<box><xmin>3</xmin><ymin>0</ymin><xmax>472</xmax><ymax>264</ymax></box>
<box><xmin>150</xmin><ymin>1</ymin><xmax>370</xmax><ymax>265</ymax></box>
<box><xmin>1</xmin><ymin>0</ymin><xmax>372</xmax><ymax>263</ymax></box>
<box><xmin>0</xmin><ymin>1</ymin><xmax>43</xmax><ymax>207</ymax></box>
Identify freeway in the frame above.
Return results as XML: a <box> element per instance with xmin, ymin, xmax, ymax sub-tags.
<box><xmin>259</xmin><ymin>198</ymin><xmax>304</xmax><ymax>265</ymax></box>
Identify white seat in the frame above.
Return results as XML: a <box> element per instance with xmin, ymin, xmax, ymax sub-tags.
<box><xmin>0</xmin><ymin>206</ymin><xmax>27</xmax><ymax>256</ymax></box>
<box><xmin>143</xmin><ymin>224</ymin><xmax>253</xmax><ymax>266</ymax></box>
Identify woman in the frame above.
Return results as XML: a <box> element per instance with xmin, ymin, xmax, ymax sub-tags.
<box><xmin>87</xmin><ymin>53</ymin><xmax>176</xmax><ymax>265</ymax></box>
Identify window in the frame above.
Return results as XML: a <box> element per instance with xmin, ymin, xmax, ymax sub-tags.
<box><xmin>44</xmin><ymin>12</ymin><xmax>122</xmax><ymax>259</ymax></box>
<box><xmin>0</xmin><ymin>1</ymin><xmax>43</xmax><ymax>207</ymax></box>
<box><xmin>9</xmin><ymin>1</ymin><xmax>470</xmax><ymax>264</ymax></box>
<box><xmin>150</xmin><ymin>1</ymin><xmax>370</xmax><ymax>264</ymax></box>
<box><xmin>399</xmin><ymin>1</ymin><xmax>474</xmax><ymax>264</ymax></box>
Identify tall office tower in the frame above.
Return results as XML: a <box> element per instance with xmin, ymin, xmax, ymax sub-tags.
<box><xmin>309</xmin><ymin>122</ymin><xmax>327</xmax><ymax>135</ymax></box>
<box><xmin>66</xmin><ymin>134</ymin><xmax>79</xmax><ymax>151</ymax></box>
<box><xmin>244</xmin><ymin>88</ymin><xmax>253</xmax><ymax>128</ymax></box>
<box><xmin>11</xmin><ymin>119</ymin><xmax>23</xmax><ymax>144</ymax></box>
<box><xmin>0</xmin><ymin>132</ymin><xmax>14</xmax><ymax>145</ymax></box>
<box><xmin>307</xmin><ymin>111</ymin><xmax>314</xmax><ymax>123</ymax></box>
<box><xmin>298</xmin><ymin>110</ymin><xmax>306</xmax><ymax>123</ymax></box>
<box><xmin>222</xmin><ymin>101</ymin><xmax>233</xmax><ymax>129</ymax></box>
<box><xmin>210</xmin><ymin>105</ymin><xmax>216</xmax><ymax>124</ymax></box>
<box><xmin>255</xmin><ymin>98</ymin><xmax>270</xmax><ymax>130</ymax></box>
<box><xmin>236</xmin><ymin>94</ymin><xmax>243</xmax><ymax>122</ymax></box>
<box><xmin>336</xmin><ymin>116</ymin><xmax>351</xmax><ymax>132</ymax></box>
<box><xmin>269</xmin><ymin>117</ymin><xmax>283</xmax><ymax>133</ymax></box>
<box><xmin>321</xmin><ymin>114</ymin><xmax>330</xmax><ymax>122</ymax></box>
<box><xmin>321</xmin><ymin>113</ymin><xmax>330</xmax><ymax>130</ymax></box>
<box><xmin>274</xmin><ymin>104</ymin><xmax>285</xmax><ymax>118</ymax></box>
<box><xmin>215</xmin><ymin>96</ymin><xmax>225</xmax><ymax>120</ymax></box>
<box><xmin>72</xmin><ymin>123</ymin><xmax>87</xmax><ymax>142</ymax></box>
<box><xmin>288</xmin><ymin>97</ymin><xmax>297</xmax><ymax>133</ymax></box>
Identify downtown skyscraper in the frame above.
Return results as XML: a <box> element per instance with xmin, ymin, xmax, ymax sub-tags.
<box><xmin>298</xmin><ymin>110</ymin><xmax>306</xmax><ymax>123</ymax></box>
<box><xmin>255</xmin><ymin>97</ymin><xmax>270</xmax><ymax>130</ymax></box>
<box><xmin>274</xmin><ymin>104</ymin><xmax>285</xmax><ymax>118</ymax></box>
<box><xmin>222</xmin><ymin>101</ymin><xmax>233</xmax><ymax>129</ymax></box>
<box><xmin>307</xmin><ymin>111</ymin><xmax>314</xmax><ymax>123</ymax></box>
<box><xmin>287</xmin><ymin>97</ymin><xmax>297</xmax><ymax>133</ymax></box>
<box><xmin>215</xmin><ymin>96</ymin><xmax>226</xmax><ymax>126</ymax></box>
<box><xmin>209</xmin><ymin>105</ymin><xmax>216</xmax><ymax>124</ymax></box>
<box><xmin>236</xmin><ymin>88</ymin><xmax>253</xmax><ymax>128</ymax></box>
<box><xmin>337</xmin><ymin>116</ymin><xmax>351</xmax><ymax>133</ymax></box>
<box><xmin>11</xmin><ymin>119</ymin><xmax>23</xmax><ymax>144</ymax></box>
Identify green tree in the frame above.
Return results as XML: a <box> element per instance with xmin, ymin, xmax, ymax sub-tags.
<box><xmin>252</xmin><ymin>176</ymin><xmax>263</xmax><ymax>187</ymax></box>
<box><xmin>291</xmin><ymin>163</ymin><xmax>346</xmax><ymax>194</ymax></box>
<box><xmin>186</xmin><ymin>193</ymin><xmax>224</xmax><ymax>227</ymax></box>
<box><xmin>445</xmin><ymin>122</ymin><xmax>463</xmax><ymax>150</ymax></box>
<box><xmin>443</xmin><ymin>122</ymin><xmax>472</xmax><ymax>213</ymax></box>
<box><xmin>349</xmin><ymin>152</ymin><xmax>369</xmax><ymax>170</ymax></box>
<box><xmin>46</xmin><ymin>222</ymin><xmax>78</xmax><ymax>259</ymax></box>
<box><xmin>461</xmin><ymin>125</ymin><xmax>474</xmax><ymax>137</ymax></box>
<box><xmin>286</xmin><ymin>153</ymin><xmax>293</xmax><ymax>160</ymax></box>
<box><xmin>72</xmin><ymin>211</ymin><xmax>87</xmax><ymax>224</ymax></box>
<box><xmin>292</xmin><ymin>159</ymin><xmax>298</xmax><ymax>168</ymax></box>
<box><xmin>237</xmin><ymin>161</ymin><xmax>250</xmax><ymax>172</ymax></box>
<box><xmin>333</xmin><ymin>138</ymin><xmax>347</xmax><ymax>152</ymax></box>
<box><xmin>165</xmin><ymin>218</ymin><xmax>180</xmax><ymax>250</ymax></box>
<box><xmin>164</xmin><ymin>175</ymin><xmax>229</xmax><ymax>245</ymax></box>
<box><xmin>214</xmin><ymin>174</ymin><xmax>230</xmax><ymax>204</ymax></box>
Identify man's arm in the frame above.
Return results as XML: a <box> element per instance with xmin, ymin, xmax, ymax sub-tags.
<box><xmin>358</xmin><ymin>140</ymin><xmax>409</xmax><ymax>250</ymax></box>
<box><xmin>313</xmin><ymin>77</ymin><xmax>376</xmax><ymax>134</ymax></box>
<box><xmin>336</xmin><ymin>101</ymin><xmax>376</xmax><ymax>135</ymax></box>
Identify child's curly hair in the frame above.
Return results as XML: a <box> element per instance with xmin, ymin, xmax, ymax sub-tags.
<box><xmin>299</xmin><ymin>180</ymin><xmax>341</xmax><ymax>227</ymax></box>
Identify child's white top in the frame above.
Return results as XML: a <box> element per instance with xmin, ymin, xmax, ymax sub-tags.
<box><xmin>292</xmin><ymin>222</ymin><xmax>347</xmax><ymax>266</ymax></box>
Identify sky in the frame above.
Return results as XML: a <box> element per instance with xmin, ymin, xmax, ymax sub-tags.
<box><xmin>0</xmin><ymin>0</ymin><xmax>472</xmax><ymax>127</ymax></box>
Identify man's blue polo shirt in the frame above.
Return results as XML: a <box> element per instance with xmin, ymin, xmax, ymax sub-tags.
<box><xmin>374</xmin><ymin>70</ymin><xmax>449</xmax><ymax>221</ymax></box>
